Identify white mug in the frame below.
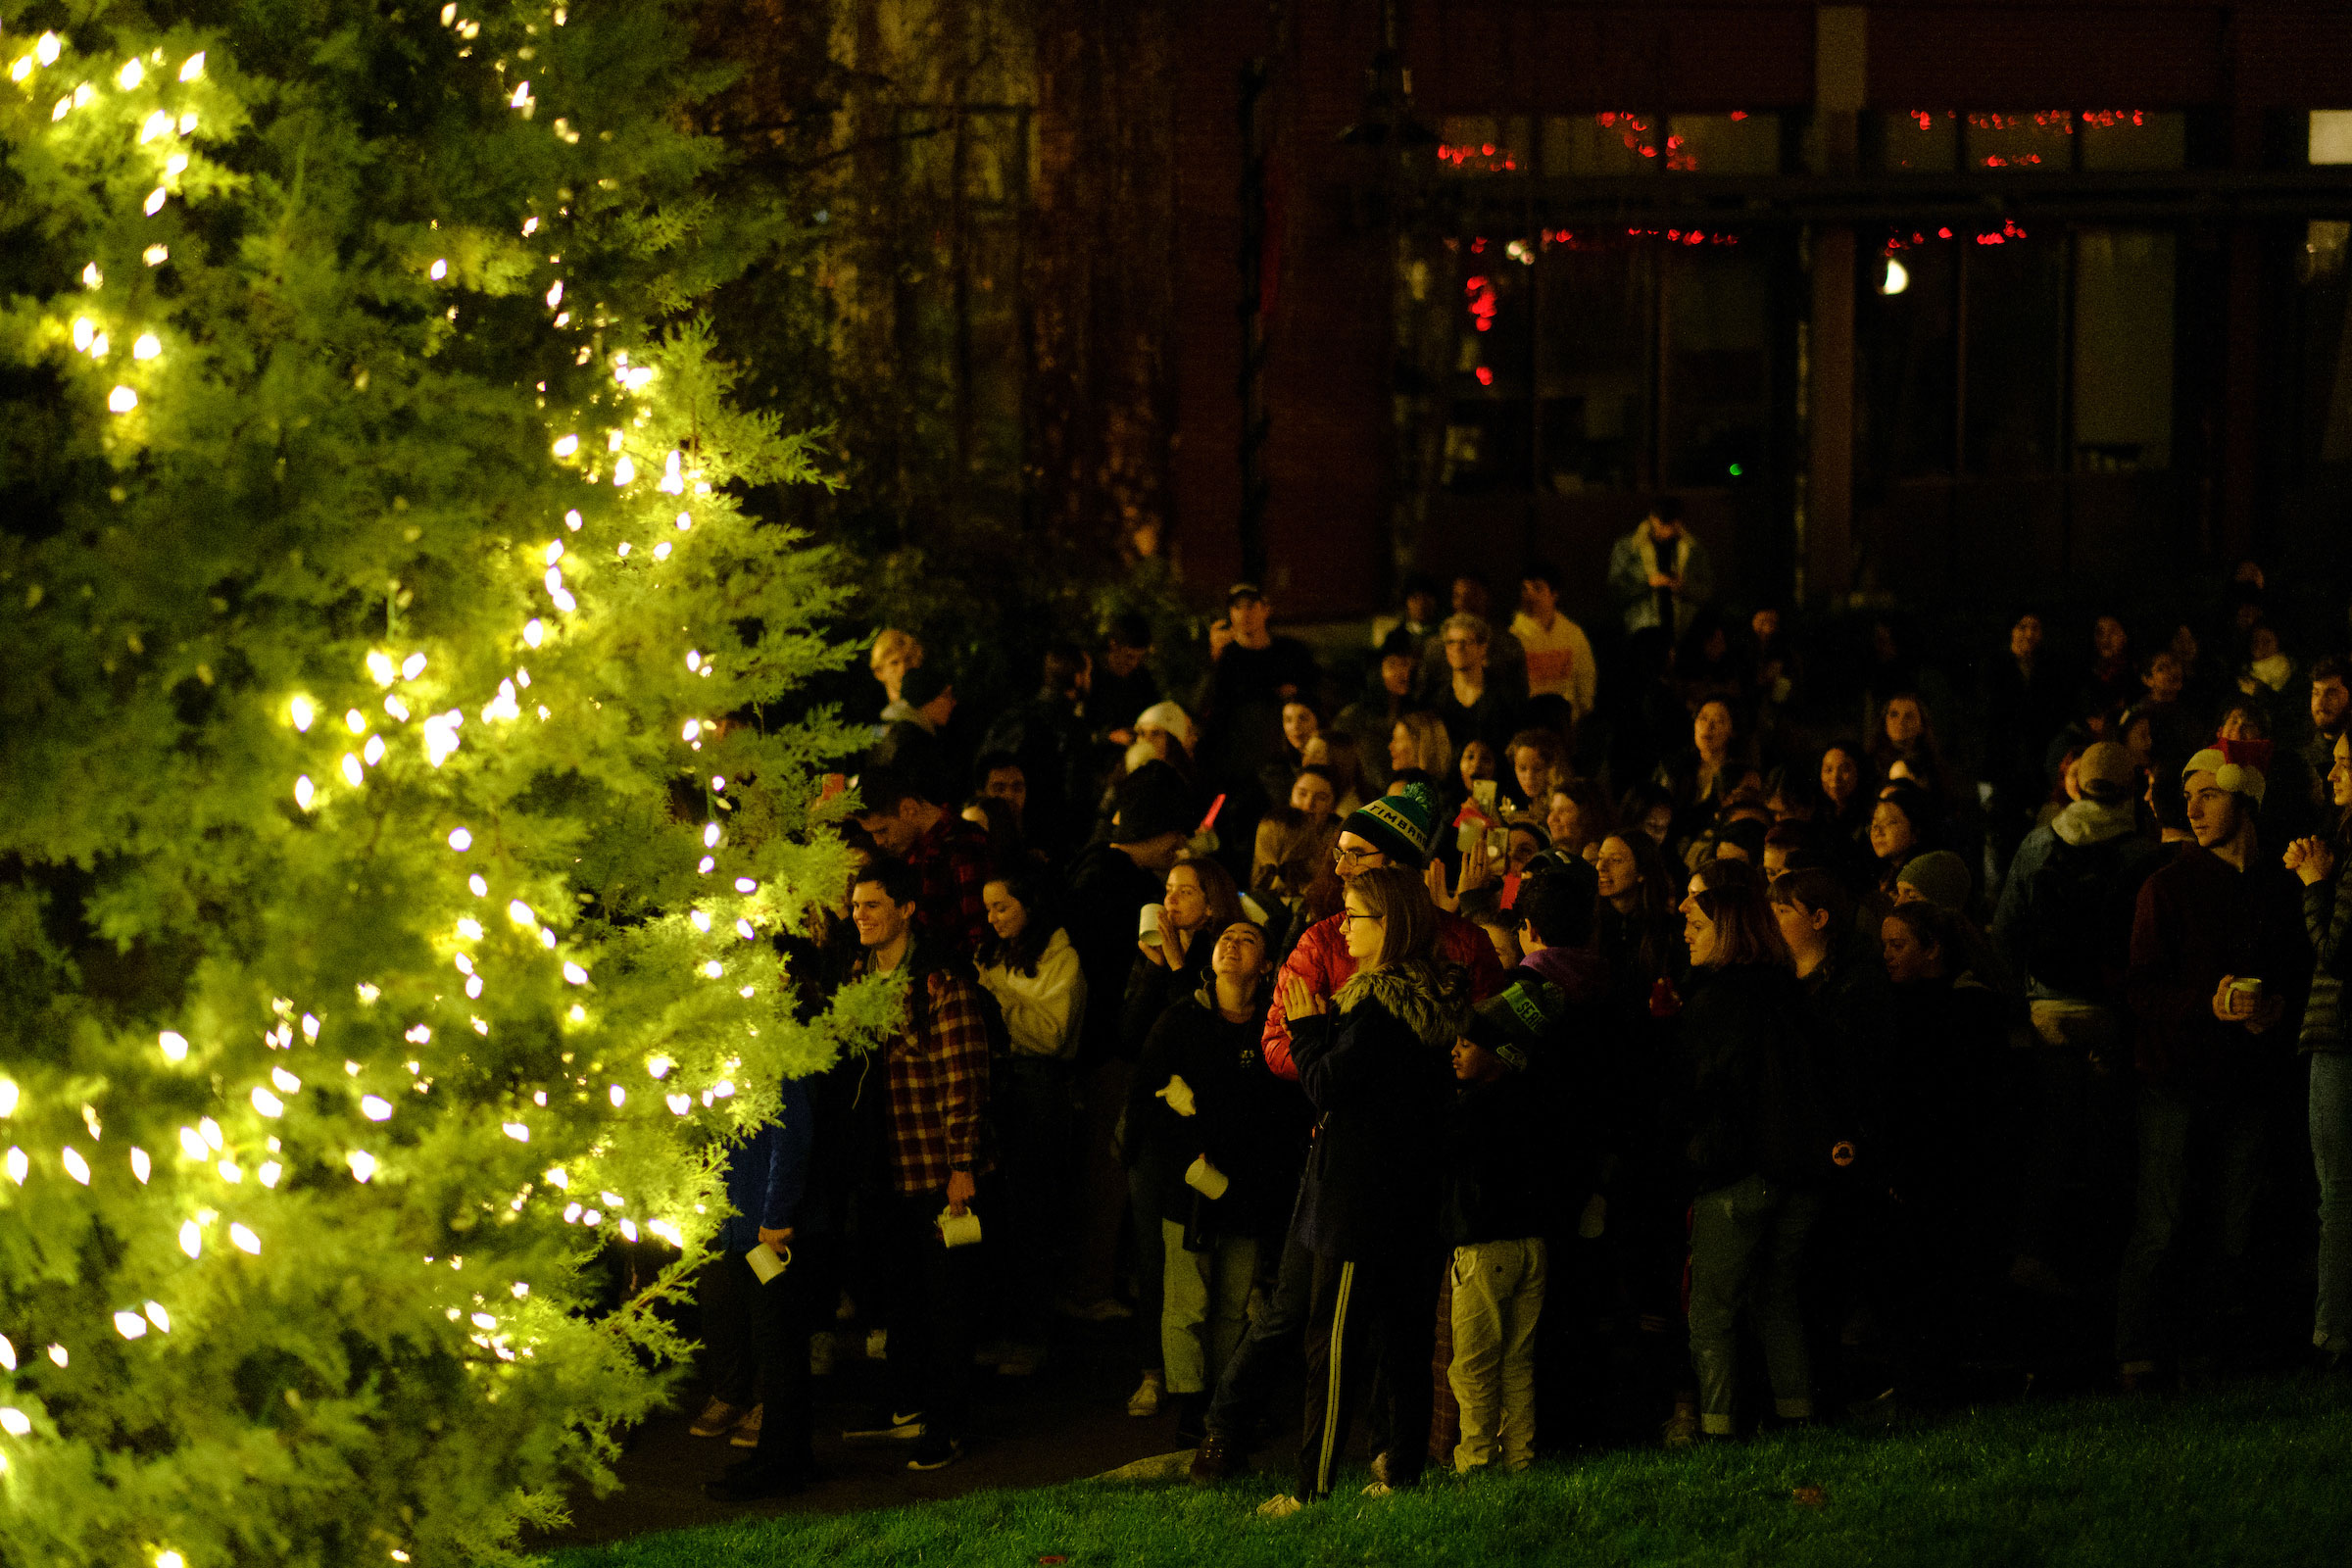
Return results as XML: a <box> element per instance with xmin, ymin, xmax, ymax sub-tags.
<box><xmin>937</xmin><ymin>1207</ymin><xmax>983</xmax><ymax>1249</ymax></box>
<box><xmin>745</xmin><ymin>1241</ymin><xmax>789</xmax><ymax>1284</ymax></box>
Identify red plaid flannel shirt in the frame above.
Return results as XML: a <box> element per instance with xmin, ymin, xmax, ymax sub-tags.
<box><xmin>907</xmin><ymin>812</ymin><xmax>992</xmax><ymax>957</ymax></box>
<box><xmin>878</xmin><ymin>956</ymin><xmax>994</xmax><ymax>1196</ymax></box>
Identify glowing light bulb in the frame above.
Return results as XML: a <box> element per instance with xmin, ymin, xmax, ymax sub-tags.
<box><xmin>131</xmin><ymin>1148</ymin><xmax>151</xmax><ymax>1182</ymax></box>
<box><xmin>145</xmin><ymin>1302</ymin><xmax>171</xmax><ymax>1333</ymax></box>
<box><xmin>273</xmin><ymin>1068</ymin><xmax>301</xmax><ymax>1093</ymax></box>
<box><xmin>159</xmin><ymin>1030</ymin><xmax>188</xmax><ymax>1061</ymax></box>
<box><xmin>612</xmin><ymin>456</ymin><xmax>636</xmax><ymax>486</ymax></box>
<box><xmin>698</xmin><ymin>857</ymin><xmax>715</xmax><ymax>873</ymax></box>
<box><xmin>62</xmin><ymin>1148</ymin><xmax>91</xmax><ymax>1184</ymax></box>
<box><xmin>469</xmin><ymin>874</ymin><xmax>489</xmax><ymax>897</ymax></box>
<box><xmin>1881</xmin><ymin>256</ymin><xmax>1910</xmax><ymax>296</ymax></box>
<box><xmin>177</xmin><ymin>1126</ymin><xmax>205</xmax><ymax>1158</ymax></box>
<box><xmin>290</xmin><ymin>696</ymin><xmax>315</xmax><ymax>731</ymax></box>
<box><xmin>218</xmin><ymin>1158</ymin><xmax>240</xmax><ymax>1183</ymax></box>
<box><xmin>674</xmin><ymin>512</ymin><xmax>693</xmax><ymax>531</ymax></box>
<box><xmin>118</xmin><ymin>59</ymin><xmax>143</xmax><ymax>88</ymax></box>
<box><xmin>690</xmin><ymin>909</ymin><xmax>711</xmax><ymax>933</ymax></box>
<box><xmin>653</xmin><ymin>541</ymin><xmax>671</xmax><ymax>560</ymax></box>
<box><xmin>5</xmin><ymin>1149</ymin><xmax>25</xmax><ymax>1184</ymax></box>
<box><xmin>82</xmin><ymin>262</ymin><xmax>102</xmax><ymax>287</ymax></box>
<box><xmin>251</xmin><ymin>1088</ymin><xmax>283</xmax><ymax>1118</ymax></box>
<box><xmin>0</xmin><ymin>1337</ymin><xmax>13</xmax><ymax>1371</ymax></box>
<box><xmin>546</xmin><ymin>280</ymin><xmax>564</xmax><ymax>309</ymax></box>
<box><xmin>108</xmin><ymin>386</ymin><xmax>138</xmax><ymax>413</ymax></box>
<box><xmin>293</xmin><ymin>775</ymin><xmax>316</xmax><ymax>809</ymax></box>
<box><xmin>132</xmin><ymin>332</ymin><xmax>160</xmax><ymax>361</ymax></box>
<box><xmin>648</xmin><ymin>1055</ymin><xmax>674</xmax><ymax>1079</ymax></box>
<box><xmin>523</xmin><ymin>618</ymin><xmax>544</xmax><ymax>648</ymax></box>
<box><xmin>345</xmin><ymin>708</ymin><xmax>367</xmax><ymax>734</ymax></box>
<box><xmin>563</xmin><ymin>962</ymin><xmax>588</xmax><ymax>984</ymax></box>
<box><xmin>735</xmin><ymin>877</ymin><xmax>759</xmax><ymax>894</ymax></box>
<box><xmin>361</xmin><ymin>1096</ymin><xmax>393</xmax><ymax>1121</ymax></box>
<box><xmin>364</xmin><ymin>734</ymin><xmax>385</xmax><ymax>764</ymax></box>
<box><xmin>402</xmin><ymin>652</ymin><xmax>426</xmax><ymax>679</ymax></box>
<box><xmin>178</xmin><ymin>51</ymin><xmax>204</xmax><ymax>81</ymax></box>
<box><xmin>141</xmin><ymin>110</ymin><xmax>172</xmax><ymax>142</ymax></box>
<box><xmin>703</xmin><ymin>822</ymin><xmax>720</xmax><ymax>849</ymax></box>
<box><xmin>429</xmin><ymin>259</ymin><xmax>447</xmax><ymax>280</ymax></box>
<box><xmin>143</xmin><ymin>188</ymin><xmax>168</xmax><ymax>216</ymax></box>
<box><xmin>115</xmin><ymin>1310</ymin><xmax>149</xmax><ymax>1340</ymax></box>
<box><xmin>178</xmin><ymin>1220</ymin><xmax>201</xmax><ymax>1256</ymax></box>
<box><xmin>0</xmin><ymin>1408</ymin><xmax>30</xmax><ymax>1437</ymax></box>
<box><xmin>681</xmin><ymin>720</ymin><xmax>701</xmax><ymax>741</ymax></box>
<box><xmin>37</xmin><ymin>32</ymin><xmax>62</xmax><ymax>66</ymax></box>
<box><xmin>258</xmin><ymin>1161</ymin><xmax>281</xmax><ymax>1188</ymax></box>
<box><xmin>144</xmin><ymin>244</ymin><xmax>169</xmax><ymax>266</ymax></box>
<box><xmin>609</xmin><ymin>1084</ymin><xmax>626</xmax><ymax>1106</ymax></box>
<box><xmin>701</xmin><ymin>960</ymin><xmax>723</xmax><ymax>979</ymax></box>
<box><xmin>0</xmin><ymin>1081</ymin><xmax>16</xmax><ymax>1116</ymax></box>
<box><xmin>200</xmin><ymin>1118</ymin><xmax>222</xmax><ymax>1151</ymax></box>
<box><xmin>449</xmin><ymin>827</ymin><xmax>472</xmax><ymax>852</ymax></box>
<box><xmin>229</xmin><ymin>1223</ymin><xmax>260</xmax><ymax>1254</ymax></box>
<box><xmin>72</xmin><ymin>318</ymin><xmax>93</xmax><ymax>351</ymax></box>
<box><xmin>553</xmin><ymin>434</ymin><xmax>579</xmax><ymax>458</ymax></box>
<box><xmin>502</xmin><ymin>1122</ymin><xmax>530</xmax><ymax>1143</ymax></box>
<box><xmin>508</xmin><ymin>900</ymin><xmax>535</xmax><ymax>926</ymax></box>
<box><xmin>340</xmin><ymin>754</ymin><xmax>364</xmax><ymax>787</ymax></box>
<box><xmin>457</xmin><ymin>917</ymin><xmax>483</xmax><ymax>940</ymax></box>
<box><xmin>666</xmin><ymin>1094</ymin><xmax>691</xmax><ymax>1115</ymax></box>
<box><xmin>736</xmin><ymin>918</ymin><xmax>756</xmax><ymax>941</ymax></box>
<box><xmin>685</xmin><ymin>650</ymin><xmax>701</xmax><ymax>671</ymax></box>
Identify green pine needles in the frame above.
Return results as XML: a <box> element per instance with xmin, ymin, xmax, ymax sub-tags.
<box><xmin>0</xmin><ymin>3</ymin><xmax>886</xmax><ymax>1563</ymax></box>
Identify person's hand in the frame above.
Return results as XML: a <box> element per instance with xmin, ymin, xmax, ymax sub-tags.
<box><xmin>1425</xmin><ymin>857</ymin><xmax>1457</xmax><ymax>912</ymax></box>
<box><xmin>1208</xmin><ymin>618</ymin><xmax>1234</xmax><ymax>660</ymax></box>
<box><xmin>1159</xmin><ymin>906</ymin><xmax>1193</xmax><ymax>964</ymax></box>
<box><xmin>758</xmin><ymin>1226</ymin><xmax>795</xmax><ymax>1250</ymax></box>
<box><xmin>1108</xmin><ymin>727</ymin><xmax>1134</xmax><ymax>747</ymax></box>
<box><xmin>1646</xmin><ymin>571</ymin><xmax>1675</xmax><ymax>589</ymax></box>
<box><xmin>1138</xmin><ymin>938</ymin><xmax>1168</xmax><ymax>968</ymax></box>
<box><xmin>946</xmin><ymin>1170</ymin><xmax>976</xmax><ymax>1217</ymax></box>
<box><xmin>2211</xmin><ymin>976</ymin><xmax>2256</xmax><ymax>1024</ymax></box>
<box><xmin>1458</xmin><ymin>832</ymin><xmax>1494</xmax><ymax>895</ymax></box>
<box><xmin>1277</xmin><ymin>970</ymin><xmax>1324</xmax><ymax>1020</ymax></box>
<box><xmin>2288</xmin><ymin>838</ymin><xmax>2335</xmax><ymax>886</ymax></box>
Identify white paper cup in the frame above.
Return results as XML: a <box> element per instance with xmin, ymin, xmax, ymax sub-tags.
<box><xmin>1138</xmin><ymin>903</ymin><xmax>1164</xmax><ymax>946</ymax></box>
<box><xmin>1185</xmin><ymin>1155</ymin><xmax>1230</xmax><ymax>1200</ymax></box>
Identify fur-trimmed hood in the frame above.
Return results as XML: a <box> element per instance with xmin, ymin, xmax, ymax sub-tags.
<box><xmin>1332</xmin><ymin>960</ymin><xmax>1472</xmax><ymax>1050</ymax></box>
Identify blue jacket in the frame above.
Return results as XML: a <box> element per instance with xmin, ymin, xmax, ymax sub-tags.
<box><xmin>717</xmin><ymin>1077</ymin><xmax>813</xmax><ymax>1252</ymax></box>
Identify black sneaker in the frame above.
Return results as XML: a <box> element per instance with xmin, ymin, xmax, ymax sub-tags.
<box><xmin>1189</xmin><ymin>1432</ymin><xmax>1239</xmax><ymax>1487</ymax></box>
<box><xmin>906</xmin><ymin>1433</ymin><xmax>964</xmax><ymax>1471</ymax></box>
<box><xmin>844</xmin><ymin>1408</ymin><xmax>925</xmax><ymax>1442</ymax></box>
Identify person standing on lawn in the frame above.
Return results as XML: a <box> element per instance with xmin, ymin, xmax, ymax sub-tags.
<box><xmin>2289</xmin><ymin>729</ymin><xmax>2352</xmax><ymax>1371</ymax></box>
<box><xmin>1261</xmin><ymin>866</ymin><xmax>1469</xmax><ymax>1512</ymax></box>
<box><xmin>1190</xmin><ymin>782</ymin><xmax>1504</xmax><ymax>1486</ymax></box>
<box><xmin>839</xmin><ymin>858</ymin><xmax>993</xmax><ymax>1471</ymax></box>
<box><xmin>2116</xmin><ymin>747</ymin><xmax>2311</xmax><ymax>1388</ymax></box>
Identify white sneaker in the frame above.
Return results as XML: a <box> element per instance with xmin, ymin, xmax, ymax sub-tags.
<box><xmin>1255</xmin><ymin>1494</ymin><xmax>1303</xmax><ymax>1518</ymax></box>
<box><xmin>1126</xmin><ymin>1373</ymin><xmax>1164</xmax><ymax>1416</ymax></box>
<box><xmin>1361</xmin><ymin>1481</ymin><xmax>1394</xmax><ymax>1497</ymax></box>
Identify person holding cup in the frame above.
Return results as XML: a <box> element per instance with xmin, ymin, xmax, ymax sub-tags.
<box><xmin>1125</xmin><ymin>920</ymin><xmax>1305</xmax><ymax>1443</ymax></box>
<box><xmin>2115</xmin><ymin>746</ymin><xmax>2312</xmax><ymax>1389</ymax></box>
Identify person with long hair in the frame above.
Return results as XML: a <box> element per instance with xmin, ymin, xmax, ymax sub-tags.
<box><xmin>1301</xmin><ymin>732</ymin><xmax>1369</xmax><ymax>815</ymax></box>
<box><xmin>1390</xmin><ymin>711</ymin><xmax>1455</xmax><ymax>786</ymax></box>
<box><xmin>1869</xmin><ymin>692</ymin><xmax>1954</xmax><ymax>805</ymax></box>
<box><xmin>974</xmin><ymin>870</ymin><xmax>1089</xmax><ymax>1376</ymax></box>
<box><xmin>1547</xmin><ymin>778</ymin><xmax>1619</xmax><ymax>861</ymax></box>
<box><xmin>2289</xmin><ymin>731</ymin><xmax>2352</xmax><ymax>1369</ymax></box>
<box><xmin>1676</xmin><ymin>858</ymin><xmax>1835</xmax><ymax>1441</ymax></box>
<box><xmin>1654</xmin><ymin>699</ymin><xmax>1742</xmax><ymax>856</ymax></box>
<box><xmin>1595</xmin><ymin>831</ymin><xmax>1683</xmax><ymax>999</ymax></box>
<box><xmin>1126</xmin><ymin>920</ymin><xmax>1306</xmax><ymax>1443</ymax></box>
<box><xmin>1264</xmin><ymin>865</ymin><xmax>1469</xmax><ymax>1510</ymax></box>
<box><xmin>1868</xmin><ymin>784</ymin><xmax>1938</xmax><ymax>907</ymax></box>
<box><xmin>1117</xmin><ymin>851</ymin><xmax>1246</xmax><ymax>1417</ymax></box>
<box><xmin>1505</xmin><ymin>728</ymin><xmax>1569</xmax><ymax>814</ymax></box>
<box><xmin>1254</xmin><ymin>767</ymin><xmax>1345</xmax><ymax>914</ymax></box>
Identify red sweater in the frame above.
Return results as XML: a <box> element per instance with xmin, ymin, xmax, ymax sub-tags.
<box><xmin>1262</xmin><ymin>907</ymin><xmax>1509</xmax><ymax>1080</ymax></box>
<box><xmin>2127</xmin><ymin>844</ymin><xmax>2311</xmax><ymax>1098</ymax></box>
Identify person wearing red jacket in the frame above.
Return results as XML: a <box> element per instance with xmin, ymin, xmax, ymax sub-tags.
<box><xmin>1261</xmin><ymin>784</ymin><xmax>1507</xmax><ymax>1081</ymax></box>
<box><xmin>1194</xmin><ymin>780</ymin><xmax>1505</xmax><ymax>1486</ymax></box>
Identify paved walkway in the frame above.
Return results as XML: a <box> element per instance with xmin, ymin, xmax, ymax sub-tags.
<box><xmin>544</xmin><ymin>1315</ymin><xmax>1233</xmax><ymax>1546</ymax></box>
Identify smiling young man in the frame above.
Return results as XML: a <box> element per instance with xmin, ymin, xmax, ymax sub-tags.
<box><xmin>2116</xmin><ymin>746</ymin><xmax>2312</xmax><ymax>1388</ymax></box>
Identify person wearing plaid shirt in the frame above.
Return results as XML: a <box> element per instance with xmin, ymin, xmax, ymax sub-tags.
<box><xmin>856</xmin><ymin>761</ymin><xmax>993</xmax><ymax>956</ymax></box>
<box><xmin>846</xmin><ymin>857</ymin><xmax>993</xmax><ymax>1471</ymax></box>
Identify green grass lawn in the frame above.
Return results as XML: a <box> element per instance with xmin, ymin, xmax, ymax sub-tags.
<box><xmin>551</xmin><ymin>1378</ymin><xmax>2352</xmax><ymax>1568</ymax></box>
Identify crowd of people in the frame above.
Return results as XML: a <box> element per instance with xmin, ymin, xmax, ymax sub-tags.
<box><xmin>690</xmin><ymin>499</ymin><xmax>2352</xmax><ymax>1517</ymax></box>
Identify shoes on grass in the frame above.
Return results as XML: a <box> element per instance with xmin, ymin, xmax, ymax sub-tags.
<box><xmin>690</xmin><ymin>1397</ymin><xmax>751</xmax><ymax>1440</ymax></box>
<box><xmin>1190</xmin><ymin>1432</ymin><xmax>1240</xmax><ymax>1487</ymax></box>
<box><xmin>728</xmin><ymin>1404</ymin><xmax>764</xmax><ymax>1448</ymax></box>
<box><xmin>1255</xmin><ymin>1494</ymin><xmax>1303</xmax><ymax>1518</ymax></box>
<box><xmin>906</xmin><ymin>1434</ymin><xmax>964</xmax><ymax>1471</ymax></box>
<box><xmin>1660</xmin><ymin>1406</ymin><xmax>1699</xmax><ymax>1448</ymax></box>
<box><xmin>1361</xmin><ymin>1481</ymin><xmax>1394</xmax><ymax>1498</ymax></box>
<box><xmin>1126</xmin><ymin>1372</ymin><xmax>1164</xmax><ymax>1416</ymax></box>
<box><xmin>844</xmin><ymin>1408</ymin><xmax>926</xmax><ymax>1443</ymax></box>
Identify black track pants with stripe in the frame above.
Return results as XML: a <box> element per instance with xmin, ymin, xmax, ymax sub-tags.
<box><xmin>1296</xmin><ymin>1247</ymin><xmax>1441</xmax><ymax>1500</ymax></box>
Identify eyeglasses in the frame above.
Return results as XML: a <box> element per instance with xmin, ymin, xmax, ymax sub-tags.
<box><xmin>1333</xmin><ymin>846</ymin><xmax>1386</xmax><ymax>867</ymax></box>
<box><xmin>1338</xmin><ymin>909</ymin><xmax>1382</xmax><ymax>927</ymax></box>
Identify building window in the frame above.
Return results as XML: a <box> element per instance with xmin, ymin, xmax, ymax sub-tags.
<box><xmin>1438</xmin><ymin>112</ymin><xmax>1782</xmax><ymax>177</ymax></box>
<box><xmin>1857</xmin><ymin>226</ymin><xmax>2179</xmax><ymax>479</ymax></box>
<box><xmin>1873</xmin><ymin>111</ymin><xmax>2185</xmax><ymax>173</ymax></box>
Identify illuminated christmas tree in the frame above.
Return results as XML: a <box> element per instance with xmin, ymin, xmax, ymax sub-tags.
<box><xmin>0</xmin><ymin>3</ymin><xmax>885</xmax><ymax>1562</ymax></box>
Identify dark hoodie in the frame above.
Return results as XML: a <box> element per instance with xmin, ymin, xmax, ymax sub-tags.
<box><xmin>1677</xmin><ymin>961</ymin><xmax>1835</xmax><ymax>1193</ymax></box>
<box><xmin>1289</xmin><ymin>959</ymin><xmax>1470</xmax><ymax>1258</ymax></box>
<box><xmin>1445</xmin><ymin>948</ymin><xmax>1607</xmax><ymax>1246</ymax></box>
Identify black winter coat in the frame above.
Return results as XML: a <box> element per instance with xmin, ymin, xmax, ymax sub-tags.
<box><xmin>1676</xmin><ymin>962</ymin><xmax>1838</xmax><ymax>1193</ymax></box>
<box><xmin>1290</xmin><ymin>961</ymin><xmax>1468</xmax><ymax>1259</ymax></box>
<box><xmin>1125</xmin><ymin>992</ymin><xmax>1309</xmax><ymax>1240</ymax></box>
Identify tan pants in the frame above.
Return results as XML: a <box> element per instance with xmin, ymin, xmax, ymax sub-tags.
<box><xmin>1161</xmin><ymin>1222</ymin><xmax>1257</xmax><ymax>1395</ymax></box>
<box><xmin>1446</xmin><ymin>1238</ymin><xmax>1545</xmax><ymax>1472</ymax></box>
